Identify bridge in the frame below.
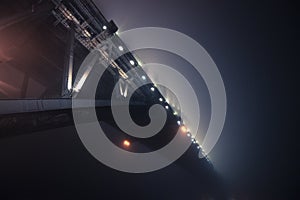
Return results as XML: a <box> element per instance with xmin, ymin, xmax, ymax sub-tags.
<box><xmin>0</xmin><ymin>0</ymin><xmax>227</xmax><ymax>199</ymax></box>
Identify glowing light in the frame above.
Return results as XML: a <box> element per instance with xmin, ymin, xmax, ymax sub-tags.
<box><xmin>137</xmin><ymin>59</ymin><xmax>142</xmax><ymax>66</ymax></box>
<box><xmin>150</xmin><ymin>87</ymin><xmax>155</xmax><ymax>92</ymax></box>
<box><xmin>180</xmin><ymin>125</ymin><xmax>187</xmax><ymax>133</ymax></box>
<box><xmin>159</xmin><ymin>98</ymin><xmax>163</xmax><ymax>102</ymax></box>
<box><xmin>187</xmin><ymin>133</ymin><xmax>191</xmax><ymax>137</ymax></box>
<box><xmin>177</xmin><ymin>120</ymin><xmax>181</xmax><ymax>125</ymax></box>
<box><xmin>165</xmin><ymin>105</ymin><xmax>169</xmax><ymax>110</ymax></box>
<box><xmin>173</xmin><ymin>111</ymin><xmax>178</xmax><ymax>116</ymax></box>
<box><xmin>67</xmin><ymin>64</ymin><xmax>73</xmax><ymax>91</ymax></box>
<box><xmin>141</xmin><ymin>75</ymin><xmax>146</xmax><ymax>80</ymax></box>
<box><xmin>123</xmin><ymin>140</ymin><xmax>130</xmax><ymax>147</ymax></box>
<box><xmin>103</xmin><ymin>25</ymin><xmax>107</xmax><ymax>30</ymax></box>
<box><xmin>129</xmin><ymin>60</ymin><xmax>135</xmax><ymax>66</ymax></box>
<box><xmin>118</xmin><ymin>46</ymin><xmax>124</xmax><ymax>51</ymax></box>
<box><xmin>197</xmin><ymin>146</ymin><xmax>200</xmax><ymax>149</ymax></box>
<box><xmin>83</xmin><ymin>29</ymin><xmax>91</xmax><ymax>37</ymax></box>
<box><xmin>73</xmin><ymin>72</ymin><xmax>89</xmax><ymax>92</ymax></box>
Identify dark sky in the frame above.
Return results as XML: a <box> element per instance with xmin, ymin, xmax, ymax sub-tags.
<box><xmin>0</xmin><ymin>0</ymin><xmax>298</xmax><ymax>199</ymax></box>
<box><xmin>95</xmin><ymin>0</ymin><xmax>298</xmax><ymax>196</ymax></box>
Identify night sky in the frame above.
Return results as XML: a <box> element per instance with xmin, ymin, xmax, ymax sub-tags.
<box><xmin>0</xmin><ymin>0</ymin><xmax>298</xmax><ymax>199</ymax></box>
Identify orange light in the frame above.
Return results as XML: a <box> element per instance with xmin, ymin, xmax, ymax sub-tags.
<box><xmin>180</xmin><ymin>125</ymin><xmax>187</xmax><ymax>133</ymax></box>
<box><xmin>123</xmin><ymin>140</ymin><xmax>130</xmax><ymax>147</ymax></box>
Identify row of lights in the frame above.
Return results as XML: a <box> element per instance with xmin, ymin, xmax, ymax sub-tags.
<box><xmin>182</xmin><ymin>126</ymin><xmax>210</xmax><ymax>161</ymax></box>
<box><xmin>146</xmin><ymin>85</ymin><xmax>204</xmax><ymax>154</ymax></box>
<box><xmin>106</xmin><ymin>25</ymin><xmax>203</xmax><ymax>154</ymax></box>
<box><xmin>179</xmin><ymin>123</ymin><xmax>204</xmax><ymax>152</ymax></box>
<box><xmin>156</xmin><ymin>94</ymin><xmax>205</xmax><ymax>154</ymax></box>
<box><xmin>114</xmin><ymin>38</ymin><xmax>207</xmax><ymax>159</ymax></box>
